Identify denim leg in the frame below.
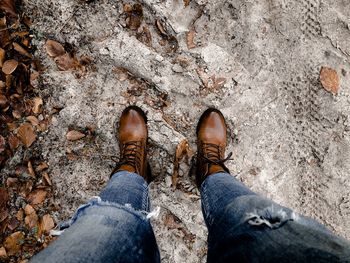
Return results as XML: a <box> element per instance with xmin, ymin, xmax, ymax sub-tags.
<box><xmin>201</xmin><ymin>172</ymin><xmax>350</xmax><ymax>263</ymax></box>
<box><xmin>99</xmin><ymin>171</ymin><xmax>150</xmax><ymax>211</ymax></box>
<box><xmin>30</xmin><ymin>171</ymin><xmax>160</xmax><ymax>263</ymax></box>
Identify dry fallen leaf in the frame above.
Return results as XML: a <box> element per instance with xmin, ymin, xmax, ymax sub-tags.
<box><xmin>183</xmin><ymin>0</ymin><xmax>191</xmax><ymax>7</ymax></box>
<box><xmin>27</xmin><ymin>190</ymin><xmax>47</xmax><ymax>205</ymax></box>
<box><xmin>172</xmin><ymin>139</ymin><xmax>193</xmax><ymax>188</ymax></box>
<box><xmin>24</xmin><ymin>210</ymin><xmax>38</xmax><ymax>228</ymax></box>
<box><xmin>17</xmin><ymin>123</ymin><xmax>36</xmax><ymax>147</ymax></box>
<box><xmin>28</xmin><ymin>160</ymin><xmax>36</xmax><ymax>178</ymax></box>
<box><xmin>2</xmin><ymin>59</ymin><xmax>18</xmax><ymax>75</ymax></box>
<box><xmin>0</xmin><ymin>0</ymin><xmax>17</xmax><ymax>17</ymax></box>
<box><xmin>36</xmin><ymin>162</ymin><xmax>49</xmax><ymax>172</ymax></box>
<box><xmin>8</xmin><ymin>134</ymin><xmax>20</xmax><ymax>150</ymax></box>
<box><xmin>125</xmin><ymin>4</ymin><xmax>143</xmax><ymax>30</ymax></box>
<box><xmin>13</xmin><ymin>42</ymin><xmax>32</xmax><ymax>58</ymax></box>
<box><xmin>0</xmin><ymin>94</ymin><xmax>8</xmax><ymax>109</ymax></box>
<box><xmin>0</xmin><ymin>135</ymin><xmax>5</xmax><ymax>153</ymax></box>
<box><xmin>24</xmin><ymin>204</ymin><xmax>35</xmax><ymax>216</ymax></box>
<box><xmin>45</xmin><ymin>40</ymin><xmax>65</xmax><ymax>58</ymax></box>
<box><xmin>320</xmin><ymin>67</ymin><xmax>339</xmax><ymax>94</ymax></box>
<box><xmin>0</xmin><ymin>246</ymin><xmax>7</xmax><ymax>259</ymax></box>
<box><xmin>42</xmin><ymin>172</ymin><xmax>52</xmax><ymax>186</ymax></box>
<box><xmin>0</xmin><ymin>48</ymin><xmax>5</xmax><ymax>67</ymax></box>
<box><xmin>40</xmin><ymin>214</ymin><xmax>55</xmax><ymax>234</ymax></box>
<box><xmin>32</xmin><ymin>97</ymin><xmax>43</xmax><ymax>114</ymax></box>
<box><xmin>3</xmin><ymin>231</ymin><xmax>24</xmax><ymax>256</ymax></box>
<box><xmin>16</xmin><ymin>209</ymin><xmax>24</xmax><ymax>221</ymax></box>
<box><xmin>186</xmin><ymin>29</ymin><xmax>196</xmax><ymax>49</ymax></box>
<box><xmin>66</xmin><ymin>130</ymin><xmax>85</xmax><ymax>141</ymax></box>
<box><xmin>26</xmin><ymin>116</ymin><xmax>39</xmax><ymax>126</ymax></box>
<box><xmin>54</xmin><ymin>53</ymin><xmax>80</xmax><ymax>71</ymax></box>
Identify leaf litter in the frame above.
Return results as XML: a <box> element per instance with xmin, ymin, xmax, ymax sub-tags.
<box><xmin>0</xmin><ymin>0</ymin><xmax>57</xmax><ymax>261</ymax></box>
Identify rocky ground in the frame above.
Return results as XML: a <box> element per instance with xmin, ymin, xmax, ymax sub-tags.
<box><xmin>1</xmin><ymin>0</ymin><xmax>350</xmax><ymax>261</ymax></box>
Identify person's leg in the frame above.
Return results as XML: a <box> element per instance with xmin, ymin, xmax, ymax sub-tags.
<box><xmin>31</xmin><ymin>171</ymin><xmax>160</xmax><ymax>263</ymax></box>
<box><xmin>195</xmin><ymin>108</ymin><xmax>350</xmax><ymax>263</ymax></box>
<box><xmin>31</xmin><ymin>106</ymin><xmax>160</xmax><ymax>263</ymax></box>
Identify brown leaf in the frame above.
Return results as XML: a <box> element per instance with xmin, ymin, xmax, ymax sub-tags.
<box><xmin>32</xmin><ymin>97</ymin><xmax>43</xmax><ymax>114</ymax></box>
<box><xmin>45</xmin><ymin>40</ymin><xmax>65</xmax><ymax>58</ymax></box>
<box><xmin>42</xmin><ymin>172</ymin><xmax>52</xmax><ymax>186</ymax></box>
<box><xmin>16</xmin><ymin>209</ymin><xmax>24</xmax><ymax>221</ymax></box>
<box><xmin>54</xmin><ymin>53</ymin><xmax>80</xmax><ymax>71</ymax></box>
<box><xmin>40</xmin><ymin>214</ymin><xmax>55</xmax><ymax>234</ymax></box>
<box><xmin>125</xmin><ymin>4</ymin><xmax>143</xmax><ymax>30</ymax></box>
<box><xmin>17</xmin><ymin>123</ymin><xmax>36</xmax><ymax>147</ymax></box>
<box><xmin>27</xmin><ymin>190</ymin><xmax>47</xmax><ymax>205</ymax></box>
<box><xmin>0</xmin><ymin>48</ymin><xmax>5</xmax><ymax>67</ymax></box>
<box><xmin>24</xmin><ymin>204</ymin><xmax>34</xmax><ymax>215</ymax></box>
<box><xmin>172</xmin><ymin>139</ymin><xmax>193</xmax><ymax>188</ymax></box>
<box><xmin>66</xmin><ymin>130</ymin><xmax>85</xmax><ymax>141</ymax></box>
<box><xmin>25</xmin><ymin>210</ymin><xmax>38</xmax><ymax>228</ymax></box>
<box><xmin>183</xmin><ymin>0</ymin><xmax>191</xmax><ymax>7</ymax></box>
<box><xmin>186</xmin><ymin>29</ymin><xmax>196</xmax><ymax>49</ymax></box>
<box><xmin>26</xmin><ymin>116</ymin><xmax>39</xmax><ymax>126</ymax></box>
<box><xmin>0</xmin><ymin>94</ymin><xmax>8</xmax><ymax>109</ymax></box>
<box><xmin>13</xmin><ymin>42</ymin><xmax>32</xmax><ymax>58</ymax></box>
<box><xmin>28</xmin><ymin>160</ymin><xmax>35</xmax><ymax>178</ymax></box>
<box><xmin>320</xmin><ymin>67</ymin><xmax>340</xmax><ymax>94</ymax></box>
<box><xmin>136</xmin><ymin>26</ymin><xmax>152</xmax><ymax>47</ymax></box>
<box><xmin>0</xmin><ymin>17</ymin><xmax>11</xmax><ymax>48</ymax></box>
<box><xmin>6</xmin><ymin>177</ymin><xmax>18</xmax><ymax>188</ymax></box>
<box><xmin>7</xmin><ymin>217</ymin><xmax>20</xmax><ymax>230</ymax></box>
<box><xmin>0</xmin><ymin>135</ymin><xmax>5</xmax><ymax>153</ymax></box>
<box><xmin>3</xmin><ymin>231</ymin><xmax>24</xmax><ymax>256</ymax></box>
<box><xmin>8</xmin><ymin>134</ymin><xmax>20</xmax><ymax>150</ymax></box>
<box><xmin>36</xmin><ymin>162</ymin><xmax>49</xmax><ymax>172</ymax></box>
<box><xmin>2</xmin><ymin>59</ymin><xmax>18</xmax><ymax>75</ymax></box>
<box><xmin>0</xmin><ymin>0</ymin><xmax>17</xmax><ymax>17</ymax></box>
<box><xmin>0</xmin><ymin>246</ymin><xmax>7</xmax><ymax>259</ymax></box>
<box><xmin>0</xmin><ymin>188</ymin><xmax>9</xmax><ymax>211</ymax></box>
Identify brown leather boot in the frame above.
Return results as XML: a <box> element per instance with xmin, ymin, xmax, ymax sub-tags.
<box><xmin>195</xmin><ymin>108</ymin><xmax>232</xmax><ymax>187</ymax></box>
<box><xmin>111</xmin><ymin>106</ymin><xmax>151</xmax><ymax>181</ymax></box>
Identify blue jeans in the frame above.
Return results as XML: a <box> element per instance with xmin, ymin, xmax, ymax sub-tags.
<box><xmin>31</xmin><ymin>172</ymin><xmax>350</xmax><ymax>262</ymax></box>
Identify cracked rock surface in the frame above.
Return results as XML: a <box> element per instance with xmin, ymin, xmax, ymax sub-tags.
<box><xmin>23</xmin><ymin>0</ymin><xmax>350</xmax><ymax>261</ymax></box>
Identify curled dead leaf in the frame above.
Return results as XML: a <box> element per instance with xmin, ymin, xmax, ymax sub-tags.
<box><xmin>36</xmin><ymin>162</ymin><xmax>49</xmax><ymax>172</ymax></box>
<box><xmin>24</xmin><ymin>204</ymin><xmax>35</xmax><ymax>216</ymax></box>
<box><xmin>156</xmin><ymin>20</ymin><xmax>167</xmax><ymax>36</ymax></box>
<box><xmin>0</xmin><ymin>94</ymin><xmax>9</xmax><ymax>109</ymax></box>
<box><xmin>42</xmin><ymin>172</ymin><xmax>52</xmax><ymax>186</ymax></box>
<box><xmin>0</xmin><ymin>0</ymin><xmax>17</xmax><ymax>17</ymax></box>
<box><xmin>2</xmin><ymin>59</ymin><xmax>18</xmax><ymax>75</ymax></box>
<box><xmin>172</xmin><ymin>139</ymin><xmax>193</xmax><ymax>188</ymax></box>
<box><xmin>0</xmin><ymin>48</ymin><xmax>5</xmax><ymax>67</ymax></box>
<box><xmin>17</xmin><ymin>123</ymin><xmax>36</xmax><ymax>147</ymax></box>
<box><xmin>28</xmin><ymin>160</ymin><xmax>35</xmax><ymax>178</ymax></box>
<box><xmin>24</xmin><ymin>210</ymin><xmax>38</xmax><ymax>228</ymax></box>
<box><xmin>0</xmin><ymin>246</ymin><xmax>7</xmax><ymax>259</ymax></box>
<box><xmin>125</xmin><ymin>4</ymin><xmax>143</xmax><ymax>30</ymax></box>
<box><xmin>40</xmin><ymin>214</ymin><xmax>55</xmax><ymax>234</ymax></box>
<box><xmin>186</xmin><ymin>29</ymin><xmax>196</xmax><ymax>49</ymax></box>
<box><xmin>13</xmin><ymin>42</ymin><xmax>32</xmax><ymax>58</ymax></box>
<box><xmin>3</xmin><ymin>231</ymin><xmax>24</xmax><ymax>256</ymax></box>
<box><xmin>27</xmin><ymin>189</ymin><xmax>47</xmax><ymax>205</ymax></box>
<box><xmin>66</xmin><ymin>130</ymin><xmax>85</xmax><ymax>141</ymax></box>
<box><xmin>0</xmin><ymin>135</ymin><xmax>5</xmax><ymax>153</ymax></box>
<box><xmin>54</xmin><ymin>53</ymin><xmax>80</xmax><ymax>71</ymax></box>
<box><xmin>8</xmin><ymin>134</ymin><xmax>20</xmax><ymax>150</ymax></box>
<box><xmin>32</xmin><ymin>97</ymin><xmax>43</xmax><ymax>114</ymax></box>
<box><xmin>320</xmin><ymin>67</ymin><xmax>339</xmax><ymax>94</ymax></box>
<box><xmin>26</xmin><ymin>116</ymin><xmax>39</xmax><ymax>126</ymax></box>
<box><xmin>46</xmin><ymin>40</ymin><xmax>65</xmax><ymax>58</ymax></box>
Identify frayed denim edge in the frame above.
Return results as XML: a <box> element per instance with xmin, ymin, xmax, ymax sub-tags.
<box><xmin>50</xmin><ymin>196</ymin><xmax>160</xmax><ymax>236</ymax></box>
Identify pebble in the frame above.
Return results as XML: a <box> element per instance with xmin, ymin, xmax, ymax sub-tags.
<box><xmin>172</xmin><ymin>64</ymin><xmax>184</xmax><ymax>73</ymax></box>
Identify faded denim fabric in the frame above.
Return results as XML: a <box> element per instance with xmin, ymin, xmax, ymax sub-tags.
<box><xmin>30</xmin><ymin>171</ymin><xmax>160</xmax><ymax>263</ymax></box>
<box><xmin>31</xmin><ymin>171</ymin><xmax>350</xmax><ymax>263</ymax></box>
<box><xmin>201</xmin><ymin>172</ymin><xmax>350</xmax><ymax>263</ymax></box>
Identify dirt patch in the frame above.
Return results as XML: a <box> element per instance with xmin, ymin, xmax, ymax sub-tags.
<box><xmin>2</xmin><ymin>0</ymin><xmax>350</xmax><ymax>261</ymax></box>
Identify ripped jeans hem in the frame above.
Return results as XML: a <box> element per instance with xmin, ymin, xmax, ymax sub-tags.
<box><xmin>53</xmin><ymin>196</ymin><xmax>160</xmax><ymax>235</ymax></box>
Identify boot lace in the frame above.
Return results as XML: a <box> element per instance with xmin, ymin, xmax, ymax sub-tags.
<box><xmin>112</xmin><ymin>141</ymin><xmax>142</xmax><ymax>174</ymax></box>
<box><xmin>202</xmin><ymin>143</ymin><xmax>232</xmax><ymax>166</ymax></box>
